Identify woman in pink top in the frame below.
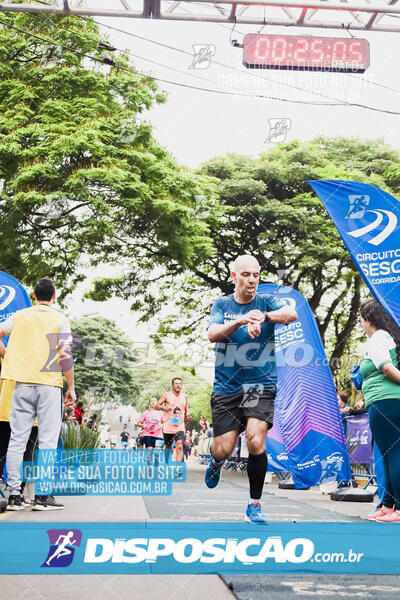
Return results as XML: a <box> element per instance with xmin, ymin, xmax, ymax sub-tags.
<box><xmin>137</xmin><ymin>398</ymin><xmax>164</xmax><ymax>448</ymax></box>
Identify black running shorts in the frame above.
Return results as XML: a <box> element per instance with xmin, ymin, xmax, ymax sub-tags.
<box><xmin>211</xmin><ymin>386</ymin><xmax>276</xmax><ymax>438</ymax></box>
<box><xmin>163</xmin><ymin>431</ymin><xmax>186</xmax><ymax>447</ymax></box>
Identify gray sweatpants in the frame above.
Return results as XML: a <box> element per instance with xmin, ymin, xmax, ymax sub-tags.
<box><xmin>6</xmin><ymin>383</ymin><xmax>63</xmax><ymax>495</ymax></box>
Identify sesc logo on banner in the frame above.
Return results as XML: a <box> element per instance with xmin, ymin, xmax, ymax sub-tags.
<box><xmin>0</xmin><ymin>271</ymin><xmax>31</xmax><ymax>334</ymax></box>
<box><xmin>347</xmin><ymin>205</ymin><xmax>397</xmax><ymax>246</ymax></box>
<box><xmin>0</xmin><ymin>285</ymin><xmax>16</xmax><ymax>310</ymax></box>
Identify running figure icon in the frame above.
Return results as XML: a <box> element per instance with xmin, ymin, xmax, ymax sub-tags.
<box><xmin>45</xmin><ymin>531</ymin><xmax>77</xmax><ymax>566</ymax></box>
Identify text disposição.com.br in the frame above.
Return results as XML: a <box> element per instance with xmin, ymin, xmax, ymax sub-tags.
<box><xmin>83</xmin><ymin>536</ymin><xmax>365</xmax><ymax>565</ymax></box>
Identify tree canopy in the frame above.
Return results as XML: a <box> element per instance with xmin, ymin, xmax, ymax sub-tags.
<box><xmin>71</xmin><ymin>316</ymin><xmax>141</xmax><ymax>403</ymax></box>
<box><xmin>0</xmin><ymin>11</ymin><xmax>212</xmax><ymax>301</ymax></box>
<box><xmin>89</xmin><ymin>136</ymin><xmax>400</xmax><ymax>364</ymax></box>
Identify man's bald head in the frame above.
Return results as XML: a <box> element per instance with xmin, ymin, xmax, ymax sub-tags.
<box><xmin>231</xmin><ymin>255</ymin><xmax>260</xmax><ymax>302</ymax></box>
<box><xmin>231</xmin><ymin>255</ymin><xmax>260</xmax><ymax>274</ymax></box>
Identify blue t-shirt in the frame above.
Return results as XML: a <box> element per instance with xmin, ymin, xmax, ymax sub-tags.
<box><xmin>208</xmin><ymin>293</ymin><xmax>285</xmax><ymax>394</ymax></box>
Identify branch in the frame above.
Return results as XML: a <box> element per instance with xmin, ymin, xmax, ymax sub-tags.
<box><xmin>330</xmin><ymin>274</ymin><xmax>362</xmax><ymax>370</ymax></box>
<box><xmin>319</xmin><ymin>281</ymin><xmax>352</xmax><ymax>340</ymax></box>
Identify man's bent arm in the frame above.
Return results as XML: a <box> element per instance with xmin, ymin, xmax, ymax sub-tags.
<box><xmin>208</xmin><ymin>320</ymin><xmax>245</xmax><ymax>343</ymax></box>
<box><xmin>265</xmin><ymin>307</ymin><xmax>297</xmax><ymax>325</ymax></box>
<box><xmin>156</xmin><ymin>394</ymin><xmax>168</xmax><ymax>411</ymax></box>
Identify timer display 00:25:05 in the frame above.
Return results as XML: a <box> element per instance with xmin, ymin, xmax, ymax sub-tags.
<box><xmin>247</xmin><ymin>37</ymin><xmax>368</xmax><ymax>66</ymax></box>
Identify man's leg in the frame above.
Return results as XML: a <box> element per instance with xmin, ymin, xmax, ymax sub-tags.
<box><xmin>175</xmin><ymin>439</ymin><xmax>184</xmax><ymax>462</ymax></box>
<box><xmin>6</xmin><ymin>386</ymin><xmax>37</xmax><ymax>497</ymax></box>
<box><xmin>245</xmin><ymin>417</ymin><xmax>269</xmax><ymax>523</ymax></box>
<box><xmin>36</xmin><ymin>386</ymin><xmax>62</xmax><ymax>449</ymax></box>
<box><xmin>163</xmin><ymin>433</ymin><xmax>173</xmax><ymax>464</ymax></box>
<box><xmin>33</xmin><ymin>386</ymin><xmax>63</xmax><ymax>510</ymax></box>
<box><xmin>206</xmin><ymin>389</ymin><xmax>244</xmax><ymax>488</ymax></box>
<box><xmin>0</xmin><ymin>421</ymin><xmax>11</xmax><ymax>482</ymax></box>
<box><xmin>205</xmin><ymin>430</ymin><xmax>238</xmax><ymax>489</ymax></box>
<box><xmin>20</xmin><ymin>425</ymin><xmax>38</xmax><ymax>499</ymax></box>
<box><xmin>211</xmin><ymin>430</ymin><xmax>239</xmax><ymax>462</ymax></box>
<box><xmin>246</xmin><ymin>417</ymin><xmax>269</xmax><ymax>499</ymax></box>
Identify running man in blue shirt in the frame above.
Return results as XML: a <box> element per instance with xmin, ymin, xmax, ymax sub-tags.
<box><xmin>205</xmin><ymin>255</ymin><xmax>297</xmax><ymax>523</ymax></box>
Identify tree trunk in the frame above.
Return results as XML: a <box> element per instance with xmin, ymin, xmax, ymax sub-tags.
<box><xmin>330</xmin><ymin>274</ymin><xmax>362</xmax><ymax>373</ymax></box>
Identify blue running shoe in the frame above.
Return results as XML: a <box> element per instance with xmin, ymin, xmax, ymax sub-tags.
<box><xmin>245</xmin><ymin>502</ymin><xmax>268</xmax><ymax>524</ymax></box>
<box><xmin>205</xmin><ymin>458</ymin><xmax>224</xmax><ymax>489</ymax></box>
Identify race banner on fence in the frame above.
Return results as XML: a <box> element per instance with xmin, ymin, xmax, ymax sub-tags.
<box><xmin>345</xmin><ymin>413</ymin><xmax>373</xmax><ymax>464</ymax></box>
<box><xmin>308</xmin><ymin>180</ymin><xmax>400</xmax><ymax>327</ymax></box>
<box><xmin>258</xmin><ymin>283</ymin><xmax>351</xmax><ymax>487</ymax></box>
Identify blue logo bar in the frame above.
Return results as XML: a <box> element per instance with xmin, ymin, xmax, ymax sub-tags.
<box><xmin>0</xmin><ymin>523</ymin><xmax>398</xmax><ymax>574</ymax></box>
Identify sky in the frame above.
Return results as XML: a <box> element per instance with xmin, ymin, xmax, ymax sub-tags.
<box><xmin>90</xmin><ymin>12</ymin><xmax>400</xmax><ymax>168</ymax></box>
<box><xmin>64</xmin><ymin>8</ymin><xmax>400</xmax><ymax>380</ymax></box>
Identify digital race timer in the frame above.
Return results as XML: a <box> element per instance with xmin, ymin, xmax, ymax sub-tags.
<box><xmin>243</xmin><ymin>34</ymin><xmax>370</xmax><ymax>72</ymax></box>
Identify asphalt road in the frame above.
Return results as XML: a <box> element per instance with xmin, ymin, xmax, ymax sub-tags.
<box><xmin>144</xmin><ymin>462</ymin><xmax>400</xmax><ymax>600</ymax></box>
<box><xmin>2</xmin><ymin>407</ymin><xmax>400</xmax><ymax>599</ymax></box>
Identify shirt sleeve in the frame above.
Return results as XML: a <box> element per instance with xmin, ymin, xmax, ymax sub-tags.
<box><xmin>1</xmin><ymin>314</ymin><xmax>15</xmax><ymax>336</ymax></box>
<box><xmin>58</xmin><ymin>316</ymin><xmax>73</xmax><ymax>347</ymax></box>
<box><xmin>207</xmin><ymin>298</ymin><xmax>225</xmax><ymax>328</ymax></box>
<box><xmin>367</xmin><ymin>330</ymin><xmax>394</xmax><ymax>369</ymax></box>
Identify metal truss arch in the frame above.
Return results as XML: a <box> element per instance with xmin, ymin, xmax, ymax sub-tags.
<box><xmin>0</xmin><ymin>1</ymin><xmax>400</xmax><ymax>32</ymax></box>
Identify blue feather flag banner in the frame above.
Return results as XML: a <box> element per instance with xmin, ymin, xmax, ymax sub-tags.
<box><xmin>259</xmin><ymin>284</ymin><xmax>351</xmax><ymax>488</ymax></box>
<box><xmin>0</xmin><ymin>271</ymin><xmax>31</xmax><ymax>346</ymax></box>
<box><xmin>308</xmin><ymin>180</ymin><xmax>400</xmax><ymax>326</ymax></box>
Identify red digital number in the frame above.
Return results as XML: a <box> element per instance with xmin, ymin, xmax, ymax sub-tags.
<box><xmin>255</xmin><ymin>37</ymin><xmax>271</xmax><ymax>60</ymax></box>
<box><xmin>294</xmin><ymin>38</ymin><xmax>309</xmax><ymax>63</ymax></box>
<box><xmin>272</xmin><ymin>37</ymin><xmax>288</xmax><ymax>61</ymax></box>
<box><xmin>310</xmin><ymin>39</ymin><xmax>324</xmax><ymax>64</ymax></box>
<box><xmin>332</xmin><ymin>41</ymin><xmax>347</xmax><ymax>62</ymax></box>
<box><xmin>348</xmin><ymin>40</ymin><xmax>363</xmax><ymax>63</ymax></box>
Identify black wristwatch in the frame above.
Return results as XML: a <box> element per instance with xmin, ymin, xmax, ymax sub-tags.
<box><xmin>263</xmin><ymin>311</ymin><xmax>270</xmax><ymax>322</ymax></box>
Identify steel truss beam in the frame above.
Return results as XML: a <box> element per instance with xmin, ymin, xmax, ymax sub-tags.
<box><xmin>1</xmin><ymin>0</ymin><xmax>400</xmax><ymax>32</ymax></box>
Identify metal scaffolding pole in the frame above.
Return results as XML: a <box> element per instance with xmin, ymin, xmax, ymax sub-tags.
<box><xmin>1</xmin><ymin>0</ymin><xmax>400</xmax><ymax>32</ymax></box>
